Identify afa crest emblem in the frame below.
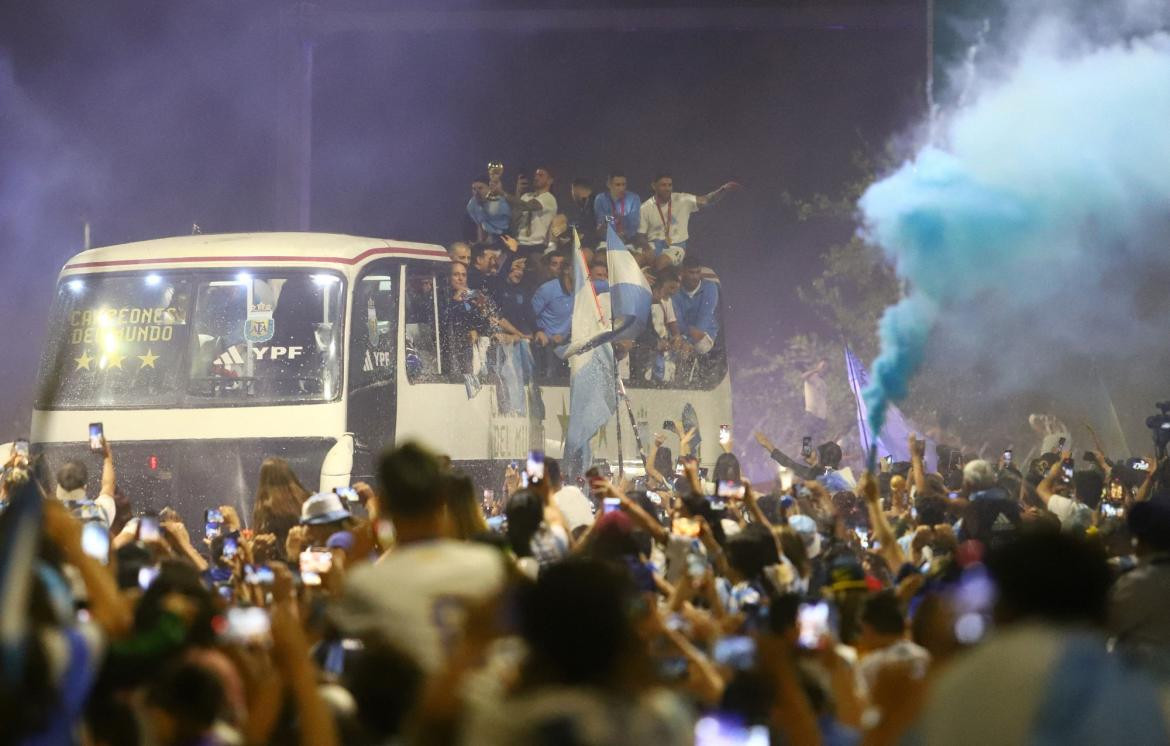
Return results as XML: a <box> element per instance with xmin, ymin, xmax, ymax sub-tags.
<box><xmin>245</xmin><ymin>303</ymin><xmax>275</xmax><ymax>343</ymax></box>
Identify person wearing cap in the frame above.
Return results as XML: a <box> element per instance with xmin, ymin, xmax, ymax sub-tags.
<box><xmin>300</xmin><ymin>491</ymin><xmax>354</xmax><ymax>547</ymax></box>
<box><xmin>787</xmin><ymin>513</ymin><xmax>823</xmax><ymax>565</ymax></box>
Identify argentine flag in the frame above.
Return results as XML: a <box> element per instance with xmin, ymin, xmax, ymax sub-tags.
<box><xmin>603</xmin><ymin>223</ymin><xmax>652</xmax><ymax>342</ymax></box>
<box><xmin>558</xmin><ymin>223</ymin><xmax>652</xmax><ymax>359</ymax></box>
<box><xmin>845</xmin><ymin>344</ymin><xmax>936</xmax><ymax>472</ymax></box>
<box><xmin>562</xmin><ymin>231</ymin><xmax>618</xmax><ymax>474</ymax></box>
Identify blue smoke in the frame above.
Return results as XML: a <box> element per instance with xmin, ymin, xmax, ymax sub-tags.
<box><xmin>859</xmin><ymin>26</ymin><xmax>1170</xmax><ymax>441</ymax></box>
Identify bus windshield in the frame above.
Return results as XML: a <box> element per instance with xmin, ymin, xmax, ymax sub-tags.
<box><xmin>37</xmin><ymin>270</ymin><xmax>345</xmax><ymax>409</ymax></box>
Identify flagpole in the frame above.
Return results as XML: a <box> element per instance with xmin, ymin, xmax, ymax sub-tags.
<box><xmin>612</xmin><ymin>312</ymin><xmax>624</xmax><ymax>480</ymax></box>
<box><xmin>844</xmin><ymin>343</ymin><xmax>876</xmax><ymax>473</ymax></box>
<box><xmin>617</xmin><ymin>377</ymin><xmax>650</xmax><ymax>473</ymax></box>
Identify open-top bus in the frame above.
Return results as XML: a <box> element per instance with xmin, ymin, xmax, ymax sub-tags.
<box><xmin>31</xmin><ymin>232</ymin><xmax>732</xmax><ymax>521</ymax></box>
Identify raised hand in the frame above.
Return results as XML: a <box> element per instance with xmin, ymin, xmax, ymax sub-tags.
<box><xmin>754</xmin><ymin>431</ymin><xmax>775</xmax><ymax>452</ymax></box>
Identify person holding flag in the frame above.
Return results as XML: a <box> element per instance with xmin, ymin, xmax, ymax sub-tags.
<box><xmin>559</xmin><ymin>230</ymin><xmax>618</xmax><ymax>476</ymax></box>
<box><xmin>558</xmin><ymin>223</ymin><xmax>653</xmax><ymax>359</ymax></box>
<box><xmin>560</xmin><ymin>222</ymin><xmax>653</xmax><ymax>475</ymax></box>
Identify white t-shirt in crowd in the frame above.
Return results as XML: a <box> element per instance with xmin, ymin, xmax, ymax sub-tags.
<box><xmin>517</xmin><ymin>191</ymin><xmax>557</xmax><ymax>245</ymax></box>
<box><xmin>1045</xmin><ymin>494</ymin><xmax>1092</xmax><ymax>530</ymax></box>
<box><xmin>553</xmin><ymin>485</ymin><xmax>594</xmax><ymax>532</ymax></box>
<box><xmin>857</xmin><ymin>639</ymin><xmax>931</xmax><ymax>695</ymax></box>
<box><xmin>804</xmin><ymin>373</ymin><xmax>829</xmax><ymax>420</ymax></box>
<box><xmin>658</xmin><ymin>297</ymin><xmax>676</xmax><ymax>327</ymax></box>
<box><xmin>58</xmin><ymin>486</ymin><xmax>116</xmax><ymax>528</ymax></box>
<box><xmin>329</xmin><ymin>539</ymin><xmax>506</xmax><ymax>672</ymax></box>
<box><xmin>638</xmin><ymin>193</ymin><xmax>701</xmax><ymax>245</ymax></box>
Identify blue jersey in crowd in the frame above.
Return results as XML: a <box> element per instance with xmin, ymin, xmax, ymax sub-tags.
<box><xmin>531</xmin><ymin>278</ymin><xmax>574</xmax><ymax>337</ymax></box>
<box><xmin>594</xmin><ymin>191</ymin><xmax>641</xmax><ymax>238</ymax></box>
<box><xmin>466</xmin><ymin>195</ymin><xmax>511</xmax><ymax>237</ymax></box>
<box><xmin>673</xmin><ymin>279</ymin><xmax>720</xmax><ymax>341</ymax></box>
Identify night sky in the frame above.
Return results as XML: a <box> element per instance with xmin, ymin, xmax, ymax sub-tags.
<box><xmin>0</xmin><ymin>0</ymin><xmax>924</xmax><ymax>440</ymax></box>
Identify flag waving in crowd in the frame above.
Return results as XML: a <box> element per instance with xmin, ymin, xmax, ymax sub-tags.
<box><xmin>561</xmin><ymin>230</ymin><xmax>617</xmax><ymax>474</ymax></box>
<box><xmin>602</xmin><ymin>222</ymin><xmax>652</xmax><ymax>343</ymax></box>
<box><xmin>845</xmin><ymin>345</ymin><xmax>936</xmax><ymax>471</ymax></box>
<box><xmin>557</xmin><ymin>223</ymin><xmax>652</xmax><ymax>359</ymax></box>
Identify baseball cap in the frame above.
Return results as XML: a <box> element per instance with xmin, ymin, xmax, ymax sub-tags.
<box><xmin>788</xmin><ymin>513</ymin><xmax>822</xmax><ymax>559</ymax></box>
<box><xmin>828</xmin><ymin>554</ymin><xmax>869</xmax><ymax>592</ymax></box>
<box><xmin>300</xmin><ymin>492</ymin><xmax>352</xmax><ymax>526</ymax></box>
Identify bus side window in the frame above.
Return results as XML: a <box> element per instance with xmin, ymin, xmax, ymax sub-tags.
<box><xmin>351</xmin><ymin>273</ymin><xmax>397</xmax><ymax>388</ymax></box>
<box><xmin>403</xmin><ymin>265</ymin><xmax>441</xmax><ymax>384</ymax></box>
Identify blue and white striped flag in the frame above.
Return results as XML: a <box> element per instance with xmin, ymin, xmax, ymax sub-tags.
<box><xmin>562</xmin><ymin>234</ymin><xmax>618</xmax><ymax>474</ymax></box>
<box><xmin>558</xmin><ymin>225</ymin><xmax>651</xmax><ymax>358</ymax></box>
<box><xmin>844</xmin><ymin>344</ymin><xmax>936</xmax><ymax>471</ymax></box>
<box><xmin>604</xmin><ymin>223</ymin><xmax>652</xmax><ymax>342</ymax></box>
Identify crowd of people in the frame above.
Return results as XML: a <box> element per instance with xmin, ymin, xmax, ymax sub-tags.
<box><xmin>443</xmin><ymin>166</ymin><xmax>738</xmax><ymax>387</ymax></box>
<box><xmin>5</xmin><ymin>408</ymin><xmax>1170</xmax><ymax>745</ymax></box>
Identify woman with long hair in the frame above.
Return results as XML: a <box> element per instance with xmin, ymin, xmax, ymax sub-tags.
<box><xmin>252</xmin><ymin>457</ymin><xmax>308</xmax><ymax>556</ymax></box>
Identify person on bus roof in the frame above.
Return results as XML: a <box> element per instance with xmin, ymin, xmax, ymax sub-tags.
<box><xmin>671</xmin><ymin>253</ymin><xmax>719</xmax><ymax>356</ymax></box>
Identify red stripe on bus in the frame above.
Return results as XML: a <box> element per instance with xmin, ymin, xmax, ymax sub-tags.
<box><xmin>65</xmin><ymin>246</ymin><xmax>449</xmax><ymax>270</ymax></box>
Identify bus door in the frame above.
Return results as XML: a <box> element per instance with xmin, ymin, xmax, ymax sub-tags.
<box><xmin>346</xmin><ymin>261</ymin><xmax>399</xmax><ymax>480</ymax></box>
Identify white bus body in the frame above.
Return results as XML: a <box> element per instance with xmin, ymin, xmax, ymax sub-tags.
<box><xmin>31</xmin><ymin>233</ymin><xmax>732</xmax><ymax>519</ymax></box>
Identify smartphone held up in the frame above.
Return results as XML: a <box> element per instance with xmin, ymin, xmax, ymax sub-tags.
<box><xmin>525</xmin><ymin>450</ymin><xmax>544</xmax><ymax>486</ymax></box>
<box><xmin>88</xmin><ymin>422</ymin><xmax>104</xmax><ymax>452</ymax></box>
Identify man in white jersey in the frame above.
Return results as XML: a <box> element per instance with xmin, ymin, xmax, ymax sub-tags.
<box><xmin>512</xmin><ymin>166</ymin><xmax>558</xmax><ymax>255</ymax></box>
<box><xmin>329</xmin><ymin>442</ymin><xmax>506</xmax><ymax>673</ymax></box>
<box><xmin>635</xmin><ymin>172</ymin><xmax>739</xmax><ymax>267</ymax></box>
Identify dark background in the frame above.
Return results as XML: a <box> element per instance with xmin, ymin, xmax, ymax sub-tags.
<box><xmin>0</xmin><ymin>1</ymin><xmax>925</xmax><ymax>447</ymax></box>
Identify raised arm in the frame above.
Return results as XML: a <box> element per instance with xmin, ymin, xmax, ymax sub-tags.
<box><xmin>100</xmin><ymin>437</ymin><xmax>116</xmax><ymax>498</ymax></box>
<box><xmin>1135</xmin><ymin>457</ymin><xmax>1163</xmax><ymax>503</ymax></box>
<box><xmin>860</xmin><ymin>471</ymin><xmax>907</xmax><ymax>569</ymax></box>
<box><xmin>909</xmin><ymin>433</ymin><xmax>928</xmax><ymax>495</ymax></box>
<box><xmin>1035</xmin><ymin>453</ymin><xmax>1068</xmax><ymax>507</ymax></box>
<box><xmin>645</xmin><ymin>433</ymin><xmax>669</xmax><ymax>487</ymax></box>
<box><xmin>607</xmin><ymin>481</ymin><xmax>669</xmax><ymax>546</ymax></box>
<box><xmin>269</xmin><ymin>599</ymin><xmax>340</xmax><ymax>746</ymax></box>
<box><xmin>695</xmin><ymin>181</ymin><xmax>740</xmax><ymax>208</ymax></box>
<box><xmin>741</xmin><ymin>480</ymin><xmax>772</xmax><ymax>530</ymax></box>
<box><xmin>43</xmin><ymin>500</ymin><xmax>133</xmax><ymax>637</ymax></box>
<box><xmin>754</xmin><ymin>430</ymin><xmax>811</xmax><ymax>479</ymax></box>
<box><xmin>657</xmin><ymin>608</ymin><xmax>725</xmax><ymax>705</ymax></box>
<box><xmin>1084</xmin><ymin>423</ymin><xmax>1113</xmax><ymax>476</ymax></box>
<box><xmin>681</xmin><ymin>452</ymin><xmax>704</xmax><ymax>497</ymax></box>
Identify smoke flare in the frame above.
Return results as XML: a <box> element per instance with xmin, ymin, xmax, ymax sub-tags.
<box><xmin>860</xmin><ymin>25</ymin><xmax>1170</xmax><ymax>442</ymax></box>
